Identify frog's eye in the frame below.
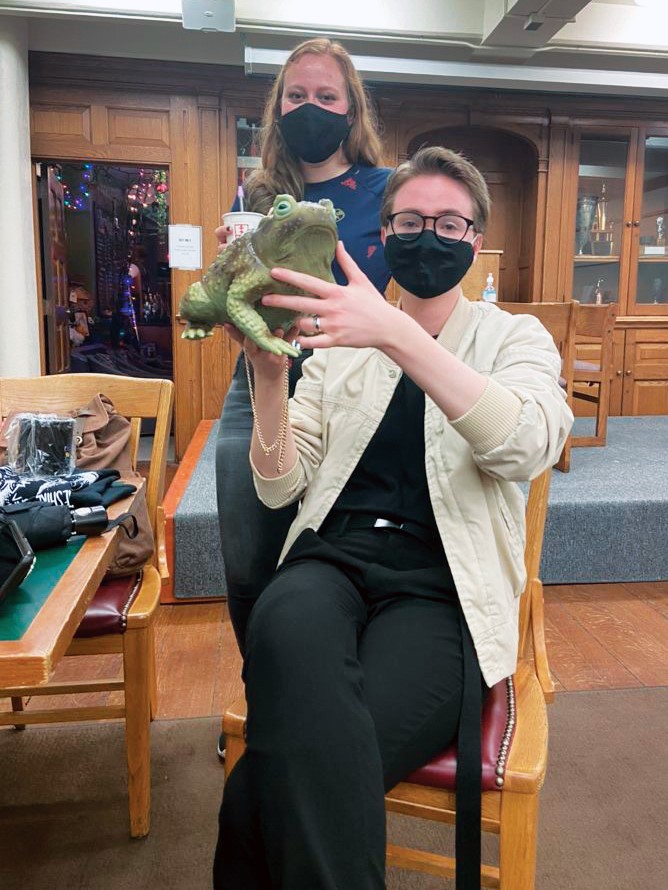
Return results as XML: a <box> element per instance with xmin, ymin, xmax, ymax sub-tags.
<box><xmin>274</xmin><ymin>200</ymin><xmax>293</xmax><ymax>219</ymax></box>
<box><xmin>319</xmin><ymin>199</ymin><xmax>336</xmax><ymax>221</ymax></box>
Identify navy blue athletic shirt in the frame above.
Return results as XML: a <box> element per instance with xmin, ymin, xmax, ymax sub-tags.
<box><xmin>232</xmin><ymin>164</ymin><xmax>392</xmax><ymax>294</ymax></box>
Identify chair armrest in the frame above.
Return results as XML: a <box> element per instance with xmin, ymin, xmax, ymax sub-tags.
<box><xmin>503</xmin><ymin>660</ymin><xmax>549</xmax><ymax>794</ymax></box>
<box><xmin>529</xmin><ymin>578</ymin><xmax>555</xmax><ymax>703</ymax></box>
<box><xmin>155</xmin><ymin>505</ymin><xmax>169</xmax><ymax>582</ymax></box>
<box><xmin>126</xmin><ymin>564</ymin><xmax>161</xmax><ymax>629</ymax></box>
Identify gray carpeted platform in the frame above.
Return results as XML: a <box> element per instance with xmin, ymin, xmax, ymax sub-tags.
<box><xmin>2</xmin><ymin>687</ymin><xmax>668</xmax><ymax>888</ymax></box>
<box><xmin>540</xmin><ymin>415</ymin><xmax>668</xmax><ymax>584</ymax></box>
<box><xmin>173</xmin><ymin>424</ymin><xmax>226</xmax><ymax>599</ymax></box>
<box><xmin>171</xmin><ymin>416</ymin><xmax>668</xmax><ymax>598</ymax></box>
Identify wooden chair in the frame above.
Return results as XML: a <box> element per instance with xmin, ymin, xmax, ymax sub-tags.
<box><xmin>571</xmin><ymin>303</ymin><xmax>616</xmax><ymax>448</ymax></box>
<box><xmin>0</xmin><ymin>373</ymin><xmax>174</xmax><ymax>838</ymax></box>
<box><xmin>496</xmin><ymin>301</ymin><xmax>577</xmax><ymax>473</ymax></box>
<box><xmin>223</xmin><ymin>467</ymin><xmax>555</xmax><ymax>889</ymax></box>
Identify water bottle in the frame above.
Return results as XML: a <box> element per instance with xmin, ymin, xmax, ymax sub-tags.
<box><xmin>482</xmin><ymin>273</ymin><xmax>497</xmax><ymax>303</ymax></box>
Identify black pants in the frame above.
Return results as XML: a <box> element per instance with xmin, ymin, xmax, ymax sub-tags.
<box><xmin>215</xmin><ymin>356</ymin><xmax>302</xmax><ymax>654</ymax></box>
<box><xmin>214</xmin><ymin>527</ymin><xmax>482</xmax><ymax>890</ymax></box>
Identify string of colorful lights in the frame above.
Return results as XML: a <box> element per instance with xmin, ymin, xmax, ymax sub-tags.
<box><xmin>56</xmin><ymin>162</ymin><xmax>94</xmax><ymax>211</ymax></box>
<box><xmin>56</xmin><ymin>165</ymin><xmax>169</xmax><ymax>231</ymax></box>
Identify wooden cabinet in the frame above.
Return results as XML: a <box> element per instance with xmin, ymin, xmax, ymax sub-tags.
<box><xmin>566</xmin><ymin>127</ymin><xmax>668</xmax><ymax>317</ymax></box>
<box><xmin>621</xmin><ymin>327</ymin><xmax>668</xmax><ymax>415</ymax></box>
<box><xmin>566</xmin><ymin>126</ymin><xmax>668</xmax><ymax>418</ymax></box>
<box><xmin>575</xmin><ymin>325</ymin><xmax>668</xmax><ymax>417</ymax></box>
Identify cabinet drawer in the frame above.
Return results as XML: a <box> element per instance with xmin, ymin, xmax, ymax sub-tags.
<box><xmin>628</xmin><ymin>341</ymin><xmax>668</xmax><ymax>380</ymax></box>
<box><xmin>622</xmin><ymin>329</ymin><xmax>668</xmax><ymax>414</ymax></box>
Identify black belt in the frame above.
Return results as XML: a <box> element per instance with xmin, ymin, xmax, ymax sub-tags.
<box><xmin>320</xmin><ymin>512</ymin><xmax>442</xmax><ymax>550</ymax></box>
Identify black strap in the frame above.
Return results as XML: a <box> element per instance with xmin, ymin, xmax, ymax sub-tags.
<box><xmin>106</xmin><ymin>512</ymin><xmax>139</xmax><ymax>539</ymax></box>
<box><xmin>456</xmin><ymin>609</ymin><xmax>483</xmax><ymax>890</ymax></box>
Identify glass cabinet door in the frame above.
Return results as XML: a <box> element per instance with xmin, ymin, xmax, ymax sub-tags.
<box><xmin>571</xmin><ymin>135</ymin><xmax>631</xmax><ymax>307</ymax></box>
<box><xmin>235</xmin><ymin>115</ymin><xmax>262</xmax><ymax>194</ymax></box>
<box><xmin>629</xmin><ymin>135</ymin><xmax>668</xmax><ymax>312</ymax></box>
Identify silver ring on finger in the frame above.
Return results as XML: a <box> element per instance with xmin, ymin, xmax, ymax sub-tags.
<box><xmin>313</xmin><ymin>314</ymin><xmax>322</xmax><ymax>334</ymax></box>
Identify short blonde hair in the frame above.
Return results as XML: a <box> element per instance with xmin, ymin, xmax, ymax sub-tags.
<box><xmin>381</xmin><ymin>146</ymin><xmax>491</xmax><ymax>234</ymax></box>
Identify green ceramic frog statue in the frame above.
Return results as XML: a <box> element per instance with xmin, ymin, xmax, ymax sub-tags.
<box><xmin>179</xmin><ymin>194</ymin><xmax>337</xmax><ymax>357</ymax></box>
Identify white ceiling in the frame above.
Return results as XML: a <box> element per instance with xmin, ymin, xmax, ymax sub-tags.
<box><xmin>0</xmin><ymin>0</ymin><xmax>667</xmax><ymax>95</ymax></box>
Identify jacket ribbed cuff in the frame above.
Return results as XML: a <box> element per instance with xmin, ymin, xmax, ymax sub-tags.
<box><xmin>250</xmin><ymin>454</ymin><xmax>304</xmax><ymax>508</ymax></box>
<box><xmin>450</xmin><ymin>378</ymin><xmax>523</xmax><ymax>454</ymax></box>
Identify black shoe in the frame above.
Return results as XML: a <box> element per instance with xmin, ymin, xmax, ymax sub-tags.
<box><xmin>217</xmin><ymin>732</ymin><xmax>226</xmax><ymax>762</ymax></box>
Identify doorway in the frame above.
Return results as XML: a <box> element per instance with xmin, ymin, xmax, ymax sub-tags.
<box><xmin>407</xmin><ymin>127</ymin><xmax>539</xmax><ymax>300</ymax></box>
<box><xmin>35</xmin><ymin>161</ymin><xmax>173</xmax><ymax>380</ymax></box>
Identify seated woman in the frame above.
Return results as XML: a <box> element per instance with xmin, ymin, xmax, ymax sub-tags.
<box><xmin>214</xmin><ymin>146</ymin><xmax>573</xmax><ymax>890</ymax></box>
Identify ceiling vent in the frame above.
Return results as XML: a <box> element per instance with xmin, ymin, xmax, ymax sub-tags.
<box><xmin>524</xmin><ymin>14</ymin><xmax>546</xmax><ymax>32</ymax></box>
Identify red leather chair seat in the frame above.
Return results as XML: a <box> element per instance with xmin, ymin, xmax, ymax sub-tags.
<box><xmin>75</xmin><ymin>572</ymin><xmax>142</xmax><ymax>638</ymax></box>
<box><xmin>404</xmin><ymin>676</ymin><xmax>516</xmax><ymax>792</ymax></box>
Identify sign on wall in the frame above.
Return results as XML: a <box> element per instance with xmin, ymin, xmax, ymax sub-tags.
<box><xmin>168</xmin><ymin>224</ymin><xmax>202</xmax><ymax>270</ymax></box>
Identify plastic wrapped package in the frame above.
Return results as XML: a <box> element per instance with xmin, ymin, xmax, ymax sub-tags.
<box><xmin>5</xmin><ymin>413</ymin><xmax>77</xmax><ymax>478</ymax></box>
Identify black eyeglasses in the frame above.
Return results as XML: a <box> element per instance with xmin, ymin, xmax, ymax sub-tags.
<box><xmin>387</xmin><ymin>211</ymin><xmax>476</xmax><ymax>244</ymax></box>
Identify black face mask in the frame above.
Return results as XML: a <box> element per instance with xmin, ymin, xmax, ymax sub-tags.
<box><xmin>383</xmin><ymin>231</ymin><xmax>475</xmax><ymax>299</ymax></box>
<box><xmin>279</xmin><ymin>103</ymin><xmax>351</xmax><ymax>164</ymax></box>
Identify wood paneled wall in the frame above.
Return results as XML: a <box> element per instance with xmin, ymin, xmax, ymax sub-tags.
<box><xmin>28</xmin><ymin>54</ymin><xmax>668</xmax><ymax>453</ymax></box>
<box><xmin>29</xmin><ymin>56</ymin><xmax>271</xmax><ymax>456</ymax></box>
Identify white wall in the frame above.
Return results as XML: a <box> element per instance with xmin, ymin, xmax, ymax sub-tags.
<box><xmin>0</xmin><ymin>16</ymin><xmax>40</xmax><ymax>377</ymax></box>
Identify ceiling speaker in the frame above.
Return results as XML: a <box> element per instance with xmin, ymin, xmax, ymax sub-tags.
<box><xmin>181</xmin><ymin>0</ymin><xmax>235</xmax><ymax>32</ymax></box>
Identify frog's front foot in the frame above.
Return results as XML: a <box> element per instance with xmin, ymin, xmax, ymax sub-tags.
<box><xmin>256</xmin><ymin>333</ymin><xmax>301</xmax><ymax>358</ymax></box>
<box><xmin>226</xmin><ymin>295</ymin><xmax>300</xmax><ymax>358</ymax></box>
<box><xmin>181</xmin><ymin>322</ymin><xmax>214</xmax><ymax>340</ymax></box>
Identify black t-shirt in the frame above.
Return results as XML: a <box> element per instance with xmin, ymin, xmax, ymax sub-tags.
<box><xmin>330</xmin><ymin>371</ymin><xmax>438</xmax><ymax>533</ymax></box>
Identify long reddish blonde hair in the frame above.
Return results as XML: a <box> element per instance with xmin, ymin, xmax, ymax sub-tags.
<box><xmin>245</xmin><ymin>38</ymin><xmax>384</xmax><ymax>214</ymax></box>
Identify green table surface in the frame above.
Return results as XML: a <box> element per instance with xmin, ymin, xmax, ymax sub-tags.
<box><xmin>0</xmin><ymin>538</ymin><xmax>86</xmax><ymax>642</ymax></box>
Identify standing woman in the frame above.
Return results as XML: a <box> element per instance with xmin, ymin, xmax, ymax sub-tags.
<box><xmin>216</xmin><ymin>38</ymin><xmax>392</xmax><ymax>654</ymax></box>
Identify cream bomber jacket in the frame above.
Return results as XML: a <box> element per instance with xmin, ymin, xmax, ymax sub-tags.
<box><xmin>251</xmin><ymin>296</ymin><xmax>574</xmax><ymax>686</ymax></box>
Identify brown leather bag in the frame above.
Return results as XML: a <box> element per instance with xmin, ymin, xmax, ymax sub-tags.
<box><xmin>74</xmin><ymin>394</ymin><xmax>154</xmax><ymax>577</ymax></box>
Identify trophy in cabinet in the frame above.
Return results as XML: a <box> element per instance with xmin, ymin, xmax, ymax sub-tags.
<box><xmin>640</xmin><ymin>216</ymin><xmax>666</xmax><ymax>256</ymax></box>
<box><xmin>575</xmin><ymin>194</ymin><xmax>598</xmax><ymax>255</ymax></box>
<box><xmin>590</xmin><ymin>183</ymin><xmax>614</xmax><ymax>256</ymax></box>
<box><xmin>651</xmin><ymin>277</ymin><xmax>663</xmax><ymax>304</ymax></box>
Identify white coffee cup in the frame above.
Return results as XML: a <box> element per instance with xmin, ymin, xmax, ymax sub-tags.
<box><xmin>222</xmin><ymin>211</ymin><xmax>264</xmax><ymax>242</ymax></box>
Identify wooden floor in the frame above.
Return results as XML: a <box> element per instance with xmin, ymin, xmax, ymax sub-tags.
<box><xmin>153</xmin><ymin>579</ymin><xmax>668</xmax><ymax>716</ymax></box>
<box><xmin>545</xmin><ymin>581</ymin><xmax>668</xmax><ymax>692</ymax></box>
<box><xmin>9</xmin><ymin>579</ymin><xmax>668</xmax><ymax>721</ymax></box>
